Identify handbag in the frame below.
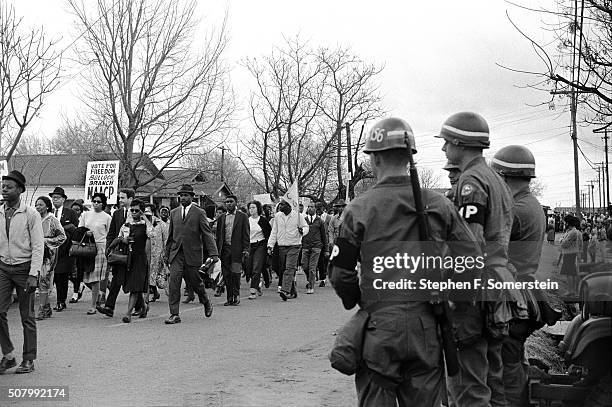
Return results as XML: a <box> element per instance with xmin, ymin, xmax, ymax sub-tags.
<box><xmin>69</xmin><ymin>234</ymin><xmax>97</xmax><ymax>259</ymax></box>
<box><xmin>107</xmin><ymin>250</ymin><xmax>128</xmax><ymax>266</ymax></box>
<box><xmin>107</xmin><ymin>239</ymin><xmax>129</xmax><ymax>266</ymax></box>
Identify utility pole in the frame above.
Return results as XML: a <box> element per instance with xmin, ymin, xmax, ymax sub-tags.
<box><xmin>551</xmin><ymin>89</ymin><xmax>582</xmax><ymax>218</ymax></box>
<box><xmin>589</xmin><ymin>181</ymin><xmax>595</xmax><ymax>215</ymax></box>
<box><xmin>594</xmin><ymin>125</ymin><xmax>610</xmax><ymax>214</ymax></box>
<box><xmin>597</xmin><ymin>165</ymin><xmax>602</xmax><ymax>212</ymax></box>
<box><xmin>219</xmin><ymin>146</ymin><xmax>227</xmax><ymax>183</ymax></box>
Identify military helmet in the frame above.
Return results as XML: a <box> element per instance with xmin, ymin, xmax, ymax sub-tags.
<box><xmin>363</xmin><ymin>117</ymin><xmax>417</xmax><ymax>154</ymax></box>
<box><xmin>491</xmin><ymin>145</ymin><xmax>536</xmax><ymax>178</ymax></box>
<box><xmin>435</xmin><ymin>111</ymin><xmax>490</xmax><ymax>149</ymax></box>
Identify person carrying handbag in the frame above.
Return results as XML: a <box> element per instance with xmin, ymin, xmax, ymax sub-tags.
<box><xmin>77</xmin><ymin>193</ymin><xmax>111</xmax><ymax>315</ymax></box>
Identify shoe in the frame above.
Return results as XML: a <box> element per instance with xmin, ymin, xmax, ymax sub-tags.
<box><xmin>214</xmin><ymin>288</ymin><xmax>222</xmax><ymax>297</ymax></box>
<box><xmin>15</xmin><ymin>360</ymin><xmax>34</xmax><ymax>374</ymax></box>
<box><xmin>87</xmin><ymin>308</ymin><xmax>97</xmax><ymax>315</ymax></box>
<box><xmin>0</xmin><ymin>357</ymin><xmax>16</xmax><ymax>374</ymax></box>
<box><xmin>122</xmin><ymin>315</ymin><xmax>131</xmax><ymax>323</ymax></box>
<box><xmin>182</xmin><ymin>295</ymin><xmax>195</xmax><ymax>304</ymax></box>
<box><xmin>232</xmin><ymin>296</ymin><xmax>240</xmax><ymax>306</ymax></box>
<box><xmin>139</xmin><ymin>305</ymin><xmax>149</xmax><ymax>319</ymax></box>
<box><xmin>96</xmin><ymin>305</ymin><xmax>114</xmax><ymax>317</ymax></box>
<box><xmin>164</xmin><ymin>314</ymin><xmax>181</xmax><ymax>324</ymax></box>
<box><xmin>277</xmin><ymin>286</ymin><xmax>281</xmax><ymax>293</ymax></box>
<box><xmin>151</xmin><ymin>291</ymin><xmax>160</xmax><ymax>302</ymax></box>
<box><xmin>223</xmin><ymin>300</ymin><xmax>233</xmax><ymax>306</ymax></box>
<box><xmin>69</xmin><ymin>295</ymin><xmax>79</xmax><ymax>304</ymax></box>
<box><xmin>264</xmin><ymin>281</ymin><xmax>270</xmax><ymax>288</ymax></box>
<box><xmin>307</xmin><ymin>288</ymin><xmax>314</xmax><ymax>294</ymax></box>
<box><xmin>248</xmin><ymin>293</ymin><xmax>256</xmax><ymax>300</ymax></box>
<box><xmin>36</xmin><ymin>306</ymin><xmax>46</xmax><ymax>321</ymax></box>
<box><xmin>319</xmin><ymin>281</ymin><xmax>326</xmax><ymax>287</ymax></box>
<box><xmin>204</xmin><ymin>301</ymin><xmax>213</xmax><ymax>318</ymax></box>
<box><xmin>305</xmin><ymin>282</ymin><xmax>311</xmax><ymax>289</ymax></box>
<box><xmin>289</xmin><ymin>292</ymin><xmax>297</xmax><ymax>299</ymax></box>
<box><xmin>44</xmin><ymin>304</ymin><xmax>52</xmax><ymax>318</ymax></box>
<box><xmin>257</xmin><ymin>287</ymin><xmax>263</xmax><ymax>296</ymax></box>
<box><xmin>53</xmin><ymin>302</ymin><xmax>66</xmax><ymax>311</ymax></box>
<box><xmin>131</xmin><ymin>309</ymin><xmax>142</xmax><ymax>316</ymax></box>
<box><xmin>279</xmin><ymin>291</ymin><xmax>288</xmax><ymax>301</ymax></box>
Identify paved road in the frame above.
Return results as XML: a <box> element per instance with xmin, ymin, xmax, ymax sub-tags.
<box><xmin>3</xmin><ymin>274</ymin><xmax>355</xmax><ymax>407</ymax></box>
<box><xmin>1</xmin><ymin>235</ymin><xmax>583</xmax><ymax>407</ymax></box>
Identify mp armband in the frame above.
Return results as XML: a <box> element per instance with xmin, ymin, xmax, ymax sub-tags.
<box><xmin>458</xmin><ymin>203</ymin><xmax>486</xmax><ymax>225</ymax></box>
<box><xmin>329</xmin><ymin>238</ymin><xmax>359</xmax><ymax>270</ymax></box>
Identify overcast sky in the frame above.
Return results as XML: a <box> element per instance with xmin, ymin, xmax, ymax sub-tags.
<box><xmin>13</xmin><ymin>0</ymin><xmax>604</xmax><ymax>209</ymax></box>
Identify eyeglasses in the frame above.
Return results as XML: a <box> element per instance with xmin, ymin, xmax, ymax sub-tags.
<box><xmin>92</xmin><ymin>200</ymin><xmax>103</xmax><ymax>204</ymax></box>
<box><xmin>130</xmin><ymin>208</ymin><xmax>141</xmax><ymax>213</ymax></box>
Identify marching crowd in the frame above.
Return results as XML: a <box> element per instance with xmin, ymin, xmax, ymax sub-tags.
<box><xmin>0</xmin><ymin>172</ymin><xmax>346</xmax><ymax>374</ymax></box>
<box><xmin>0</xmin><ymin>111</ymin><xmax>600</xmax><ymax>407</ymax></box>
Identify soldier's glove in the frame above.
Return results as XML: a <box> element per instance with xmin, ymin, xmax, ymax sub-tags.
<box><xmin>25</xmin><ymin>275</ymin><xmax>38</xmax><ymax>294</ymax></box>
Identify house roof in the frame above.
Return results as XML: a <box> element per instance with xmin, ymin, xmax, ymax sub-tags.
<box><xmin>3</xmin><ymin>153</ymin><xmax>160</xmax><ymax>187</ymax></box>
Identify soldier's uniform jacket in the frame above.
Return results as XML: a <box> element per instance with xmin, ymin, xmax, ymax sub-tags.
<box><xmin>330</xmin><ymin>175</ymin><xmax>482</xmax><ymax>310</ymax></box>
<box><xmin>454</xmin><ymin>156</ymin><xmax>514</xmax><ymax>277</ymax></box>
<box><xmin>508</xmin><ymin>186</ymin><xmax>545</xmax><ymax>278</ymax></box>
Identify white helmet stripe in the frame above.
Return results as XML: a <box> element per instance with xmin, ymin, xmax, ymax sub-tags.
<box><xmin>387</xmin><ymin>130</ymin><xmax>414</xmax><ymax>137</ymax></box>
<box><xmin>491</xmin><ymin>157</ymin><xmax>535</xmax><ymax>169</ymax></box>
<box><xmin>442</xmin><ymin>124</ymin><xmax>489</xmax><ymax>138</ymax></box>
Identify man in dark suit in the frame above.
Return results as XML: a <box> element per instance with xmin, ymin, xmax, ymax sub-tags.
<box><xmin>96</xmin><ymin>188</ymin><xmax>134</xmax><ymax>317</ymax></box>
<box><xmin>215</xmin><ymin>195</ymin><xmax>249</xmax><ymax>306</ymax></box>
<box><xmin>49</xmin><ymin>187</ymin><xmax>79</xmax><ymax>312</ymax></box>
<box><xmin>163</xmin><ymin>184</ymin><xmax>218</xmax><ymax>324</ymax></box>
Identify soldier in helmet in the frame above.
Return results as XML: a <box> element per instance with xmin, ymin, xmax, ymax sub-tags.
<box><xmin>443</xmin><ymin>162</ymin><xmax>461</xmax><ymax>201</ymax></box>
<box><xmin>491</xmin><ymin>145</ymin><xmax>547</xmax><ymax>406</ymax></box>
<box><xmin>436</xmin><ymin>112</ymin><xmax>517</xmax><ymax>407</ymax></box>
<box><xmin>330</xmin><ymin>117</ymin><xmax>481</xmax><ymax>406</ymax></box>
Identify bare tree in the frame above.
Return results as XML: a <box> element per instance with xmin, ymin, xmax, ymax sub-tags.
<box><xmin>504</xmin><ymin>1</ymin><xmax>612</xmax><ymax>123</ymax></box>
<box><xmin>243</xmin><ymin>37</ymin><xmax>330</xmax><ymax>198</ymax></box>
<box><xmin>317</xmin><ymin>47</ymin><xmax>385</xmax><ymax>201</ymax></box>
<box><xmin>418</xmin><ymin>168</ymin><xmax>442</xmax><ymax>189</ymax></box>
<box><xmin>530</xmin><ymin>178</ymin><xmax>546</xmax><ymax>198</ymax></box>
<box><xmin>68</xmin><ymin>0</ymin><xmax>234</xmax><ymax>190</ymax></box>
<box><xmin>243</xmin><ymin>37</ymin><xmax>385</xmax><ymax>203</ymax></box>
<box><xmin>0</xmin><ymin>2</ymin><xmax>61</xmax><ymax>160</ymax></box>
<box><xmin>50</xmin><ymin>118</ymin><xmax>113</xmax><ymax>155</ymax></box>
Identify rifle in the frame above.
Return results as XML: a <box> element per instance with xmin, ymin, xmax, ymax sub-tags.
<box><xmin>404</xmin><ymin>133</ymin><xmax>459</xmax><ymax>377</ymax></box>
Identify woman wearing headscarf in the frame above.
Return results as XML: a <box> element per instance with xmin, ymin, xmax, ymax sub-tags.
<box><xmin>34</xmin><ymin>196</ymin><xmax>66</xmax><ymax>320</ymax></box>
<box><xmin>116</xmin><ymin>199</ymin><xmax>154</xmax><ymax>322</ymax></box>
<box><xmin>78</xmin><ymin>192</ymin><xmax>112</xmax><ymax>314</ymax></box>
<box><xmin>559</xmin><ymin>214</ymin><xmax>582</xmax><ymax>295</ymax></box>
<box><xmin>145</xmin><ymin>203</ymin><xmax>168</xmax><ymax>301</ymax></box>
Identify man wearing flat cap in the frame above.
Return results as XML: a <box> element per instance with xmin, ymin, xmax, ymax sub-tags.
<box><xmin>0</xmin><ymin>170</ymin><xmax>44</xmax><ymax>374</ymax></box>
<box><xmin>163</xmin><ymin>184</ymin><xmax>218</xmax><ymax>324</ymax></box>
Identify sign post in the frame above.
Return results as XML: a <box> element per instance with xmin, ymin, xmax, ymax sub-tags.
<box><xmin>84</xmin><ymin>161</ymin><xmax>120</xmax><ymax>205</ymax></box>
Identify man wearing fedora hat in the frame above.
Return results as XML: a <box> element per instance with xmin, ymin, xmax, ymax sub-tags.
<box><xmin>0</xmin><ymin>170</ymin><xmax>44</xmax><ymax>374</ymax></box>
<box><xmin>48</xmin><ymin>186</ymin><xmax>79</xmax><ymax>312</ymax></box>
<box><xmin>163</xmin><ymin>184</ymin><xmax>218</xmax><ymax>324</ymax></box>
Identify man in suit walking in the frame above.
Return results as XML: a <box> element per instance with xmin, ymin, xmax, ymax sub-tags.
<box><xmin>49</xmin><ymin>187</ymin><xmax>79</xmax><ymax>312</ymax></box>
<box><xmin>215</xmin><ymin>195</ymin><xmax>249</xmax><ymax>306</ymax></box>
<box><xmin>97</xmin><ymin>188</ymin><xmax>134</xmax><ymax>317</ymax></box>
<box><xmin>163</xmin><ymin>184</ymin><xmax>218</xmax><ymax>324</ymax></box>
